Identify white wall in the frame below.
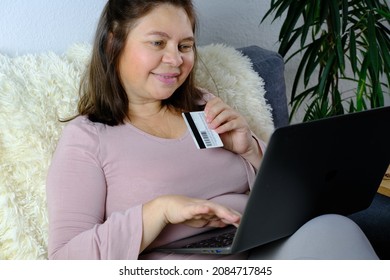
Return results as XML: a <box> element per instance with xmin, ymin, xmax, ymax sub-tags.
<box><xmin>195</xmin><ymin>0</ymin><xmax>283</xmax><ymax>49</ymax></box>
<box><xmin>0</xmin><ymin>0</ymin><xmax>106</xmax><ymax>55</ymax></box>
<box><xmin>0</xmin><ymin>0</ymin><xmax>283</xmax><ymax>54</ymax></box>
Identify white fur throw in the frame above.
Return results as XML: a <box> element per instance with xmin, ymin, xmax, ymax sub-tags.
<box><xmin>0</xmin><ymin>43</ymin><xmax>273</xmax><ymax>259</ymax></box>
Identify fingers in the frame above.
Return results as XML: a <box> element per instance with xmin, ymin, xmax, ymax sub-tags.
<box><xmin>204</xmin><ymin>97</ymin><xmax>247</xmax><ymax>134</ymax></box>
<box><xmin>164</xmin><ymin>195</ymin><xmax>241</xmax><ymax>229</ymax></box>
<box><xmin>186</xmin><ymin>202</ymin><xmax>241</xmax><ymax>228</ymax></box>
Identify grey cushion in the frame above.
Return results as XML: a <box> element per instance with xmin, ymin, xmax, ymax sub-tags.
<box><xmin>237</xmin><ymin>45</ymin><xmax>289</xmax><ymax>128</ymax></box>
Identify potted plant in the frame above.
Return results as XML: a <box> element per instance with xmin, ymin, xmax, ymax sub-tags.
<box><xmin>262</xmin><ymin>0</ymin><xmax>390</xmax><ymax>122</ymax></box>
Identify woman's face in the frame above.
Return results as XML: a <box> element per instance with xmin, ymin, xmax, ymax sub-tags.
<box><xmin>118</xmin><ymin>4</ymin><xmax>195</xmax><ymax>106</ymax></box>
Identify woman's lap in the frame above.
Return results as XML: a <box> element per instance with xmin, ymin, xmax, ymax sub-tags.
<box><xmin>248</xmin><ymin>214</ymin><xmax>378</xmax><ymax>260</ymax></box>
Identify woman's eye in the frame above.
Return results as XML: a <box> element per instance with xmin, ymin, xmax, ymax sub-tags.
<box><xmin>179</xmin><ymin>44</ymin><xmax>194</xmax><ymax>52</ymax></box>
<box><xmin>151</xmin><ymin>41</ymin><xmax>165</xmax><ymax>47</ymax></box>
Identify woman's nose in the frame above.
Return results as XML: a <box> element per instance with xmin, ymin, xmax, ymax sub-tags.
<box><xmin>162</xmin><ymin>47</ymin><xmax>183</xmax><ymax>66</ymax></box>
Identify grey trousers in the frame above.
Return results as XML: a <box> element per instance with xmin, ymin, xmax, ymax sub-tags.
<box><xmin>248</xmin><ymin>214</ymin><xmax>379</xmax><ymax>260</ymax></box>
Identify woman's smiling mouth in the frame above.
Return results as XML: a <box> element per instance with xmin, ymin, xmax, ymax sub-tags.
<box><xmin>152</xmin><ymin>72</ymin><xmax>180</xmax><ymax>85</ymax></box>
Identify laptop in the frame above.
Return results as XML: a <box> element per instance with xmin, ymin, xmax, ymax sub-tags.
<box><xmin>154</xmin><ymin>106</ymin><xmax>390</xmax><ymax>254</ymax></box>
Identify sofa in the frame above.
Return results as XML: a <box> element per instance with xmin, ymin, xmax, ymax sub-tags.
<box><xmin>237</xmin><ymin>46</ymin><xmax>289</xmax><ymax>128</ymax></box>
<box><xmin>1</xmin><ymin>43</ymin><xmax>388</xmax><ymax>260</ymax></box>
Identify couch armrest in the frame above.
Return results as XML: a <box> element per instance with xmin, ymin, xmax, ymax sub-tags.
<box><xmin>237</xmin><ymin>45</ymin><xmax>289</xmax><ymax>128</ymax></box>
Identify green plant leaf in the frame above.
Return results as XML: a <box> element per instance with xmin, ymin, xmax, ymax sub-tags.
<box><xmin>349</xmin><ymin>28</ymin><xmax>358</xmax><ymax>75</ymax></box>
<box><xmin>304</xmin><ymin>39</ymin><xmax>324</xmax><ymax>85</ymax></box>
<box><xmin>301</xmin><ymin>2</ymin><xmax>317</xmax><ymax>47</ymax></box>
<box><xmin>290</xmin><ymin>47</ymin><xmax>312</xmax><ymax>102</ymax></box>
<box><xmin>279</xmin><ymin>3</ymin><xmax>307</xmax><ymax>56</ymax></box>
<box><xmin>341</xmin><ymin>0</ymin><xmax>349</xmax><ymax>32</ymax></box>
<box><xmin>376</xmin><ymin>30</ymin><xmax>390</xmax><ymax>88</ymax></box>
<box><xmin>318</xmin><ymin>53</ymin><xmax>336</xmax><ymax>98</ymax></box>
<box><xmin>367</xmin><ymin>12</ymin><xmax>380</xmax><ymax>75</ymax></box>
<box><xmin>289</xmin><ymin>86</ymin><xmax>317</xmax><ymax>122</ymax></box>
<box><xmin>318</xmin><ymin>1</ymin><xmax>329</xmax><ymax>29</ymax></box>
<box><xmin>260</xmin><ymin>0</ymin><xmax>285</xmax><ymax>23</ymax></box>
<box><xmin>356</xmin><ymin>55</ymin><xmax>369</xmax><ymax>111</ymax></box>
<box><xmin>329</xmin><ymin>0</ymin><xmax>345</xmax><ymax>73</ymax></box>
<box><xmin>375</xmin><ymin>8</ymin><xmax>390</xmax><ymax>20</ymax></box>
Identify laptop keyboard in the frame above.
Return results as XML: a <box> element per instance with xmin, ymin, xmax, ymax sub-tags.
<box><xmin>183</xmin><ymin>230</ymin><xmax>235</xmax><ymax>248</ymax></box>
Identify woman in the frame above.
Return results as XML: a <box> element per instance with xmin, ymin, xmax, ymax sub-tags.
<box><xmin>46</xmin><ymin>0</ymin><xmax>378</xmax><ymax>260</ymax></box>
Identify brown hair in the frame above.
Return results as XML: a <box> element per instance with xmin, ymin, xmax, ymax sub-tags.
<box><xmin>76</xmin><ymin>0</ymin><xmax>204</xmax><ymax>126</ymax></box>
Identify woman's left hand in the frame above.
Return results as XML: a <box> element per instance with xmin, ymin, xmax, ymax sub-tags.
<box><xmin>204</xmin><ymin>97</ymin><xmax>262</xmax><ymax>169</ymax></box>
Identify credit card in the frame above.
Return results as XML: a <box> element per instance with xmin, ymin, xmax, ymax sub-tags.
<box><xmin>182</xmin><ymin>111</ymin><xmax>224</xmax><ymax>149</ymax></box>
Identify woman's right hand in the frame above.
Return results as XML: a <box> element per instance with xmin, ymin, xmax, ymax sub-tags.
<box><xmin>162</xmin><ymin>195</ymin><xmax>241</xmax><ymax>228</ymax></box>
<box><xmin>140</xmin><ymin>195</ymin><xmax>241</xmax><ymax>252</ymax></box>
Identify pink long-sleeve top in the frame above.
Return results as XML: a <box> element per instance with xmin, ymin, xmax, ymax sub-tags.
<box><xmin>46</xmin><ymin>113</ymin><xmax>265</xmax><ymax>260</ymax></box>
